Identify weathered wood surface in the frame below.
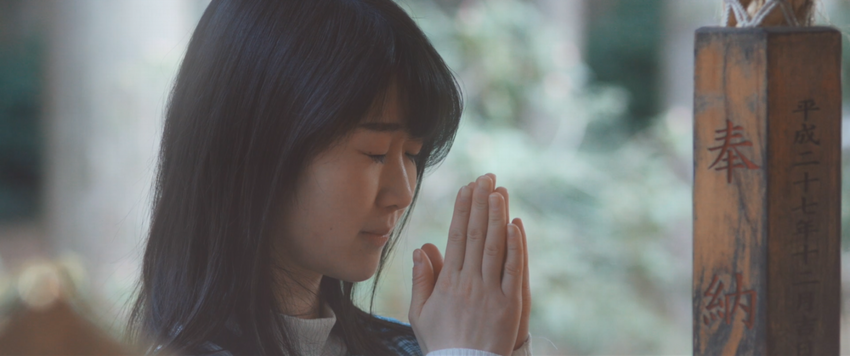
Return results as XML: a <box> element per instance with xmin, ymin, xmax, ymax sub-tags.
<box><xmin>693</xmin><ymin>27</ymin><xmax>840</xmax><ymax>356</ymax></box>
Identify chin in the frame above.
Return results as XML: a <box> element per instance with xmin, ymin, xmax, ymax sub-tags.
<box><xmin>333</xmin><ymin>261</ymin><xmax>380</xmax><ymax>283</ymax></box>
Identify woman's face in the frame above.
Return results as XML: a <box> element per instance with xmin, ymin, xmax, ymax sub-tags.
<box><xmin>272</xmin><ymin>89</ymin><xmax>423</xmax><ymax>283</ymax></box>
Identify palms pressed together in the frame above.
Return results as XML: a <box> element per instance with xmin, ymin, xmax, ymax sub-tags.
<box><xmin>409</xmin><ymin>173</ymin><xmax>532</xmax><ymax>356</ymax></box>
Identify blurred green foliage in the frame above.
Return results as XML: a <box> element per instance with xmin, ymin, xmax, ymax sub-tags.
<box><xmin>825</xmin><ymin>0</ymin><xmax>850</xmax><ymax>251</ymax></box>
<box><xmin>367</xmin><ymin>0</ymin><xmax>691</xmax><ymax>354</ymax></box>
<box><xmin>583</xmin><ymin>0</ymin><xmax>663</xmax><ymax>148</ymax></box>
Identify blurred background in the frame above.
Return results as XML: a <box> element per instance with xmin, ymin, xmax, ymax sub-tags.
<box><xmin>1</xmin><ymin>0</ymin><xmax>850</xmax><ymax>354</ymax></box>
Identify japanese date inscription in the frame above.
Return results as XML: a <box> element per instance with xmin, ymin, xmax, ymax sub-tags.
<box><xmin>788</xmin><ymin>98</ymin><xmax>823</xmax><ymax>356</ymax></box>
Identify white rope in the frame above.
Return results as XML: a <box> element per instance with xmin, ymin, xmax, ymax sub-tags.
<box><xmin>777</xmin><ymin>1</ymin><xmax>800</xmax><ymax>26</ymax></box>
<box><xmin>722</xmin><ymin>0</ymin><xmax>800</xmax><ymax>27</ymax></box>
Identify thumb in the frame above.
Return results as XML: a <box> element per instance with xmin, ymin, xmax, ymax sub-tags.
<box><xmin>409</xmin><ymin>249</ymin><xmax>435</xmax><ymax>321</ymax></box>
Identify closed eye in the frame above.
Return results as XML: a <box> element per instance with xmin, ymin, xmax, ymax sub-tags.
<box><xmin>368</xmin><ymin>153</ymin><xmax>420</xmax><ymax>164</ymax></box>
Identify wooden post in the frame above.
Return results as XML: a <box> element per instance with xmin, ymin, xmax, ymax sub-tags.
<box><xmin>693</xmin><ymin>27</ymin><xmax>841</xmax><ymax>355</ymax></box>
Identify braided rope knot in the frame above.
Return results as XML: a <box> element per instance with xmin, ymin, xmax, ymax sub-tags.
<box><xmin>722</xmin><ymin>0</ymin><xmax>800</xmax><ymax>27</ymax></box>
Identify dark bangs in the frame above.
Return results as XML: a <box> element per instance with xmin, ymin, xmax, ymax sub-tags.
<box><xmin>390</xmin><ymin>18</ymin><xmax>463</xmax><ymax>175</ymax></box>
<box><xmin>295</xmin><ymin>0</ymin><xmax>463</xmax><ymax>178</ymax></box>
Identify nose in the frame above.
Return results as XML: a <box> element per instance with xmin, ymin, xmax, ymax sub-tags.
<box><xmin>377</xmin><ymin>150</ymin><xmax>416</xmax><ymax>211</ymax></box>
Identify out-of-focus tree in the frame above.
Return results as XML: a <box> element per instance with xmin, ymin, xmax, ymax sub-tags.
<box><xmin>583</xmin><ymin>0</ymin><xmax>664</xmax><ymax>146</ymax></box>
<box><xmin>0</xmin><ymin>0</ymin><xmax>43</xmax><ymax>222</ymax></box>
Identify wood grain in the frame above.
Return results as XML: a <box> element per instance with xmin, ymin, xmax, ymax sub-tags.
<box><xmin>693</xmin><ymin>27</ymin><xmax>840</xmax><ymax>356</ymax></box>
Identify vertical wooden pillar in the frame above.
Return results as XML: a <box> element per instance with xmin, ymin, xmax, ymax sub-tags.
<box><xmin>693</xmin><ymin>27</ymin><xmax>840</xmax><ymax>355</ymax></box>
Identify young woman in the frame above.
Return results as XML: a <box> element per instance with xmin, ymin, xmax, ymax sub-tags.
<box><xmin>127</xmin><ymin>1</ymin><xmax>532</xmax><ymax>355</ymax></box>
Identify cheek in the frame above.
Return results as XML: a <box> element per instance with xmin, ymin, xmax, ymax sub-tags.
<box><xmin>295</xmin><ymin>179</ymin><xmax>353</xmax><ymax>238</ymax></box>
<box><xmin>275</xmin><ymin>154</ymin><xmax>386</xmax><ymax>280</ymax></box>
<box><xmin>324</xmin><ymin>159</ymin><xmax>381</xmax><ymax>207</ymax></box>
<box><xmin>288</xmin><ymin>165</ymin><xmax>375</xmax><ymax>248</ymax></box>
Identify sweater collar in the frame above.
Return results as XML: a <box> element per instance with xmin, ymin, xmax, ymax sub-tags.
<box><xmin>278</xmin><ymin>302</ymin><xmax>337</xmax><ymax>355</ymax></box>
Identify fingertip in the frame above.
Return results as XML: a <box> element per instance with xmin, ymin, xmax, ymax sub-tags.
<box><xmin>413</xmin><ymin>249</ymin><xmax>422</xmax><ymax>265</ymax></box>
<box><xmin>515</xmin><ymin>218</ymin><xmax>527</xmax><ymax>237</ymax></box>
<box><xmin>465</xmin><ymin>181</ymin><xmax>477</xmax><ymax>194</ymax></box>
<box><xmin>476</xmin><ymin>175</ymin><xmax>494</xmax><ymax>191</ymax></box>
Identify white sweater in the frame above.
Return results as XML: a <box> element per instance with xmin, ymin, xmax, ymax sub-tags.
<box><xmin>279</xmin><ymin>303</ymin><xmax>533</xmax><ymax>356</ymax></box>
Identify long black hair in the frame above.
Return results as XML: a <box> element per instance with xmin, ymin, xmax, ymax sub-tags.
<box><xmin>126</xmin><ymin>0</ymin><xmax>462</xmax><ymax>355</ymax></box>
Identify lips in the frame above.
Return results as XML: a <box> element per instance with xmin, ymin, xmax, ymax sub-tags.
<box><xmin>363</xmin><ymin>226</ymin><xmax>394</xmax><ymax>235</ymax></box>
<box><xmin>360</xmin><ymin>229</ymin><xmax>391</xmax><ymax>247</ymax></box>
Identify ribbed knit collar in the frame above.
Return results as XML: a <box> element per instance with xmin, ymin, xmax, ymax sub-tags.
<box><xmin>279</xmin><ymin>302</ymin><xmax>345</xmax><ymax>355</ymax></box>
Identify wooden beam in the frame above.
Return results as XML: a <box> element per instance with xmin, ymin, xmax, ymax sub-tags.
<box><xmin>693</xmin><ymin>27</ymin><xmax>840</xmax><ymax>355</ymax></box>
